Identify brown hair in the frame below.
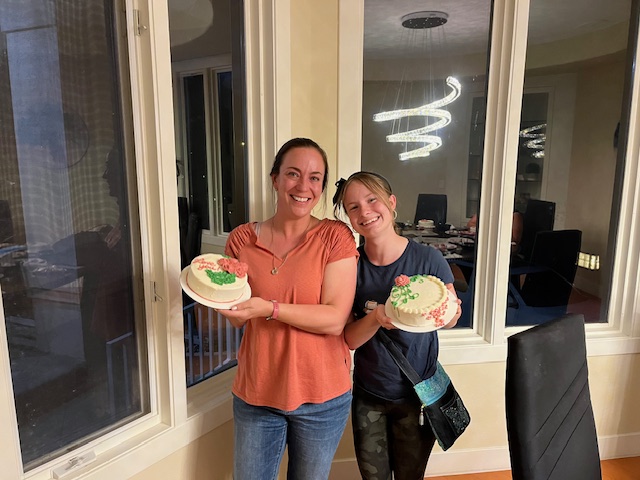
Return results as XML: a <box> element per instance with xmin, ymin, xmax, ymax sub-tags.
<box><xmin>270</xmin><ymin>138</ymin><xmax>329</xmax><ymax>191</ymax></box>
<box><xmin>332</xmin><ymin>171</ymin><xmax>394</xmax><ymax>219</ymax></box>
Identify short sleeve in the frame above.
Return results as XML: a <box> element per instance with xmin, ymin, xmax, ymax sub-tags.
<box><xmin>322</xmin><ymin>220</ymin><xmax>359</xmax><ymax>264</ymax></box>
<box><xmin>224</xmin><ymin>223</ymin><xmax>255</xmax><ymax>258</ymax></box>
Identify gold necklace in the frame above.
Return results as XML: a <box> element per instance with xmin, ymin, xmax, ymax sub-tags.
<box><xmin>269</xmin><ymin>218</ymin><xmax>312</xmax><ymax>275</ymax></box>
<box><xmin>271</xmin><ymin>253</ymin><xmax>288</xmax><ymax>275</ymax></box>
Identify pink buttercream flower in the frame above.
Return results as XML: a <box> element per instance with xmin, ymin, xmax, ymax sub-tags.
<box><xmin>231</xmin><ymin>261</ymin><xmax>248</xmax><ymax>278</ymax></box>
<box><xmin>395</xmin><ymin>274</ymin><xmax>410</xmax><ymax>287</ymax></box>
<box><xmin>217</xmin><ymin>258</ymin><xmax>249</xmax><ymax>278</ymax></box>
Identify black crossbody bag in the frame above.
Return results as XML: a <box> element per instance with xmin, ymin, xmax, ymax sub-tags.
<box><xmin>378</xmin><ymin>330</ymin><xmax>471</xmax><ymax>451</ymax></box>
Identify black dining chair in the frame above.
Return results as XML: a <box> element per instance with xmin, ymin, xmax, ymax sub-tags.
<box><xmin>507</xmin><ymin>229</ymin><xmax>582</xmax><ymax>327</ymax></box>
<box><xmin>506</xmin><ymin>314</ymin><xmax>601</xmax><ymax>480</ymax></box>
<box><xmin>413</xmin><ymin>193</ymin><xmax>447</xmax><ymax>226</ymax></box>
<box><xmin>519</xmin><ymin>199</ymin><xmax>556</xmax><ymax>262</ymax></box>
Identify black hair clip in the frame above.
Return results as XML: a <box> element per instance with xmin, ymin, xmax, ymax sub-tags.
<box><xmin>333</xmin><ymin>178</ymin><xmax>347</xmax><ymax>206</ymax></box>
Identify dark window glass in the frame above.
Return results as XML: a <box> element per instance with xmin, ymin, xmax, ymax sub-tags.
<box><xmin>0</xmin><ymin>1</ymin><xmax>147</xmax><ymax>469</ymax></box>
<box><xmin>361</xmin><ymin>0</ymin><xmax>493</xmax><ymax>329</ymax></box>
<box><xmin>506</xmin><ymin>0</ymin><xmax>635</xmax><ymax>327</ymax></box>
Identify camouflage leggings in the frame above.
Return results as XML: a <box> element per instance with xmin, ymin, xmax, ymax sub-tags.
<box><xmin>351</xmin><ymin>390</ymin><xmax>436</xmax><ymax>480</ymax></box>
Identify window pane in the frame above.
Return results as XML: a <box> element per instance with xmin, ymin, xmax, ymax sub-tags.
<box><xmin>0</xmin><ymin>1</ymin><xmax>148</xmax><ymax>469</ymax></box>
<box><xmin>361</xmin><ymin>1</ymin><xmax>493</xmax><ymax>328</ymax></box>
<box><xmin>506</xmin><ymin>0</ymin><xmax>634</xmax><ymax>326</ymax></box>
<box><xmin>170</xmin><ymin>0</ymin><xmax>247</xmax><ymax>386</ymax></box>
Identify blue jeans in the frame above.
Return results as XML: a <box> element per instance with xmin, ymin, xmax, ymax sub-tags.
<box><xmin>233</xmin><ymin>391</ymin><xmax>352</xmax><ymax>480</ymax></box>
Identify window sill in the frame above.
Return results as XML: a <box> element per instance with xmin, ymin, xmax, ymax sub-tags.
<box><xmin>187</xmin><ymin>367</ymin><xmax>236</xmax><ymax>417</ymax></box>
<box><xmin>438</xmin><ymin>324</ymin><xmax>640</xmax><ymax>365</ymax></box>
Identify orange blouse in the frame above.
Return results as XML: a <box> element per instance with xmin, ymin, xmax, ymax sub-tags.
<box><xmin>225</xmin><ymin>218</ymin><xmax>358</xmax><ymax>410</ymax></box>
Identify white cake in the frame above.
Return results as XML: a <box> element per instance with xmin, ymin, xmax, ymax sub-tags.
<box><xmin>388</xmin><ymin>274</ymin><xmax>450</xmax><ymax>328</ymax></box>
<box><xmin>418</xmin><ymin>219</ymin><xmax>435</xmax><ymax>229</ymax></box>
<box><xmin>187</xmin><ymin>254</ymin><xmax>248</xmax><ymax>303</ymax></box>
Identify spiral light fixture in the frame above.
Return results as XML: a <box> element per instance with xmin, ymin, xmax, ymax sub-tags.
<box><xmin>374</xmin><ymin>11</ymin><xmax>461</xmax><ymax>161</ymax></box>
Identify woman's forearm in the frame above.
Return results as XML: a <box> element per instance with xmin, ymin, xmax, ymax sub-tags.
<box><xmin>344</xmin><ymin>310</ymin><xmax>380</xmax><ymax>349</ymax></box>
<box><xmin>275</xmin><ymin>302</ymin><xmax>351</xmax><ymax>336</ymax></box>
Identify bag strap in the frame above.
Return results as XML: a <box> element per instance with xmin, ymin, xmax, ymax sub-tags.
<box><xmin>377</xmin><ymin>330</ymin><xmax>423</xmax><ymax>385</ymax></box>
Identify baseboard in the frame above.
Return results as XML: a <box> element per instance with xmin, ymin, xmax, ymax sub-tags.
<box><xmin>598</xmin><ymin>432</ymin><xmax>640</xmax><ymax>460</ymax></box>
<box><xmin>329</xmin><ymin>432</ymin><xmax>640</xmax><ymax>479</ymax></box>
<box><xmin>425</xmin><ymin>446</ymin><xmax>511</xmax><ymax>477</ymax></box>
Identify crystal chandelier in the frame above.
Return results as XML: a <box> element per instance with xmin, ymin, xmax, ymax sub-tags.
<box><xmin>519</xmin><ymin>124</ymin><xmax>547</xmax><ymax>158</ymax></box>
<box><xmin>374</xmin><ymin>11</ymin><xmax>461</xmax><ymax>161</ymax></box>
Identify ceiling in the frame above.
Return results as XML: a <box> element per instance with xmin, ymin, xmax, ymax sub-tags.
<box><xmin>168</xmin><ymin>0</ymin><xmax>633</xmax><ymax>63</ymax></box>
<box><xmin>364</xmin><ymin>0</ymin><xmax>632</xmax><ymax>59</ymax></box>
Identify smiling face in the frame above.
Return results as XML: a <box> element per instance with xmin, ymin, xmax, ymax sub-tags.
<box><xmin>343</xmin><ymin>180</ymin><xmax>396</xmax><ymax>238</ymax></box>
<box><xmin>272</xmin><ymin>147</ymin><xmax>326</xmax><ymax>218</ymax></box>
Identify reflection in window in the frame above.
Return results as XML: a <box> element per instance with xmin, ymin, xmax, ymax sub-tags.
<box><xmin>361</xmin><ymin>0</ymin><xmax>493</xmax><ymax>329</ymax></box>
<box><xmin>0</xmin><ymin>1</ymin><xmax>147</xmax><ymax>469</ymax></box>
<box><xmin>170</xmin><ymin>0</ymin><xmax>246</xmax><ymax>386</ymax></box>
<box><xmin>180</xmin><ymin>68</ymin><xmax>242</xmax><ymax>238</ymax></box>
<box><xmin>506</xmin><ymin>0</ymin><xmax>634</xmax><ymax>326</ymax></box>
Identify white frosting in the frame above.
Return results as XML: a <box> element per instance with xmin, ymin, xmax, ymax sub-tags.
<box><xmin>389</xmin><ymin>274</ymin><xmax>449</xmax><ymax>327</ymax></box>
<box><xmin>187</xmin><ymin>254</ymin><xmax>248</xmax><ymax>303</ymax></box>
<box><xmin>418</xmin><ymin>219</ymin><xmax>435</xmax><ymax>228</ymax></box>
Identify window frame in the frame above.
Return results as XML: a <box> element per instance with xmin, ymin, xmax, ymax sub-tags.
<box><xmin>346</xmin><ymin>0</ymin><xmax>640</xmax><ymax>366</ymax></box>
<box><xmin>173</xmin><ymin>55</ymin><xmax>235</xmax><ymax>248</ymax></box>
<box><xmin>0</xmin><ymin>0</ymin><xmax>282</xmax><ymax>477</ymax></box>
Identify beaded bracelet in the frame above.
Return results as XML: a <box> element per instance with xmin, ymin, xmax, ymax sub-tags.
<box><xmin>266</xmin><ymin>300</ymin><xmax>279</xmax><ymax>320</ymax></box>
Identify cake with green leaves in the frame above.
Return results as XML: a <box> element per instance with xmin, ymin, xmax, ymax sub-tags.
<box><xmin>389</xmin><ymin>274</ymin><xmax>449</xmax><ymax>328</ymax></box>
<box><xmin>187</xmin><ymin>254</ymin><xmax>248</xmax><ymax>303</ymax></box>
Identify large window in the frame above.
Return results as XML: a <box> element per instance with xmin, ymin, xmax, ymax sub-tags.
<box><xmin>0</xmin><ymin>0</ymin><xmax>147</xmax><ymax>470</ymax></box>
<box><xmin>170</xmin><ymin>0</ymin><xmax>247</xmax><ymax>387</ymax></box>
<box><xmin>171</xmin><ymin>0</ymin><xmax>247</xmax><ymax>250</ymax></box>
<box><xmin>0</xmin><ymin>0</ymin><xmax>272</xmax><ymax>477</ymax></box>
<box><xmin>505</xmin><ymin>0</ymin><xmax>634</xmax><ymax>327</ymax></box>
<box><xmin>360</xmin><ymin>0</ymin><xmax>638</xmax><ymax>334</ymax></box>
<box><xmin>360</xmin><ymin>0</ymin><xmax>493</xmax><ymax>329</ymax></box>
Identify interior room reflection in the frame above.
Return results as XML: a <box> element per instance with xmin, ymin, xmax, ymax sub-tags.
<box><xmin>361</xmin><ymin>0</ymin><xmax>631</xmax><ymax>328</ymax></box>
<box><xmin>170</xmin><ymin>0</ymin><xmax>245</xmax><ymax>386</ymax></box>
<box><xmin>0</xmin><ymin>2</ymin><xmax>144</xmax><ymax>468</ymax></box>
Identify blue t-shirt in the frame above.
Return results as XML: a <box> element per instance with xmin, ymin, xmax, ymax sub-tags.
<box><xmin>352</xmin><ymin>239</ymin><xmax>454</xmax><ymax>401</ymax></box>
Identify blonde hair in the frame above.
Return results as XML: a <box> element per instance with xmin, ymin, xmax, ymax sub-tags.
<box><xmin>333</xmin><ymin>171</ymin><xmax>394</xmax><ymax>219</ymax></box>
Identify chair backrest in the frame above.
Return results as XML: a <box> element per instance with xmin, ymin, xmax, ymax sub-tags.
<box><xmin>520</xmin><ymin>199</ymin><xmax>555</xmax><ymax>261</ymax></box>
<box><xmin>520</xmin><ymin>229</ymin><xmax>581</xmax><ymax>307</ymax></box>
<box><xmin>413</xmin><ymin>194</ymin><xmax>447</xmax><ymax>226</ymax></box>
<box><xmin>506</xmin><ymin>314</ymin><xmax>601</xmax><ymax>480</ymax></box>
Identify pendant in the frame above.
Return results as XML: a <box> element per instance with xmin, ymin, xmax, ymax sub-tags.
<box><xmin>271</xmin><ymin>268</ymin><xmax>278</xmax><ymax>275</ymax></box>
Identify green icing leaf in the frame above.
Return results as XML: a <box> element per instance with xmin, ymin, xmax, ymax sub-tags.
<box><xmin>205</xmin><ymin>269</ymin><xmax>237</xmax><ymax>285</ymax></box>
<box><xmin>390</xmin><ymin>276</ymin><xmax>423</xmax><ymax>307</ymax></box>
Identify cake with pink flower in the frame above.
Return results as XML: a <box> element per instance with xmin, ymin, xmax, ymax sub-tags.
<box><xmin>186</xmin><ymin>253</ymin><xmax>249</xmax><ymax>303</ymax></box>
<box><xmin>388</xmin><ymin>274</ymin><xmax>450</xmax><ymax>328</ymax></box>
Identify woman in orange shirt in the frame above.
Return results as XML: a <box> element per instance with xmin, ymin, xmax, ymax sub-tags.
<box><xmin>220</xmin><ymin>138</ymin><xmax>358</xmax><ymax>480</ymax></box>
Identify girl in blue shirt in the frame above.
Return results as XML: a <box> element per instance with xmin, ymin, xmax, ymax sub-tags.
<box><xmin>334</xmin><ymin>172</ymin><xmax>461</xmax><ymax>480</ymax></box>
